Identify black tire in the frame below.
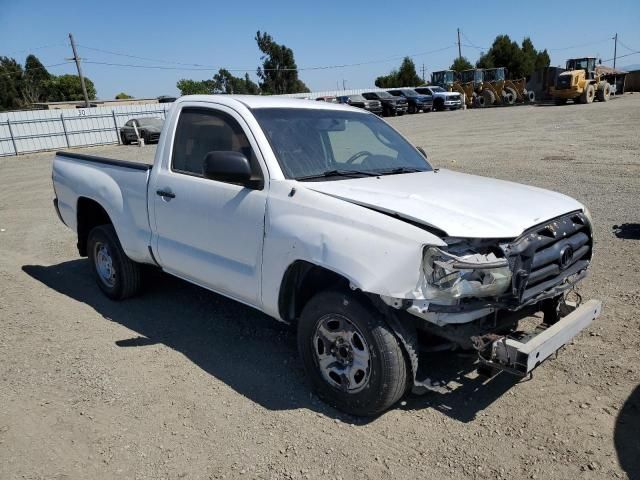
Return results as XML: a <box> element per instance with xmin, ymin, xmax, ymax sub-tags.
<box><xmin>527</xmin><ymin>90</ymin><xmax>536</xmax><ymax>103</ymax></box>
<box><xmin>120</xmin><ymin>132</ymin><xmax>129</xmax><ymax>145</ymax></box>
<box><xmin>504</xmin><ymin>87</ymin><xmax>517</xmax><ymax>105</ymax></box>
<box><xmin>297</xmin><ymin>290</ymin><xmax>409</xmax><ymax>416</ymax></box>
<box><xmin>580</xmin><ymin>84</ymin><xmax>595</xmax><ymax>104</ymax></box>
<box><xmin>597</xmin><ymin>81</ymin><xmax>611</xmax><ymax>102</ymax></box>
<box><xmin>87</xmin><ymin>225</ymin><xmax>142</xmax><ymax>300</ymax></box>
<box><xmin>408</xmin><ymin>104</ymin><xmax>416</xmax><ymax>114</ymax></box>
<box><xmin>433</xmin><ymin>98</ymin><xmax>445</xmax><ymax>111</ymax></box>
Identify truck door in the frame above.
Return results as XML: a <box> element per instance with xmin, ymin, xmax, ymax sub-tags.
<box><xmin>151</xmin><ymin>104</ymin><xmax>268</xmax><ymax>307</ymax></box>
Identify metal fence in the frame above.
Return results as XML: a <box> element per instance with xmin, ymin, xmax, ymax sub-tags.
<box><xmin>0</xmin><ymin>103</ymin><xmax>172</xmax><ymax>156</ymax></box>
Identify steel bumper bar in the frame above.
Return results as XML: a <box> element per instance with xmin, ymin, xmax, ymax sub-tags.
<box><xmin>479</xmin><ymin>299</ymin><xmax>602</xmax><ymax>376</ymax></box>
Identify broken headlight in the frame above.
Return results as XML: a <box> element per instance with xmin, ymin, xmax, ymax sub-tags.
<box><xmin>421</xmin><ymin>246</ymin><xmax>512</xmax><ymax>301</ymax></box>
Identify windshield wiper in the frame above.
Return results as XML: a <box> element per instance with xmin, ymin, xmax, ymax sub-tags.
<box><xmin>296</xmin><ymin>169</ymin><xmax>379</xmax><ymax>181</ymax></box>
<box><xmin>375</xmin><ymin>166</ymin><xmax>426</xmax><ymax>176</ymax></box>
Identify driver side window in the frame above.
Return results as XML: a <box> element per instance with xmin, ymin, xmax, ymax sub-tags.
<box><xmin>171</xmin><ymin>107</ymin><xmax>262</xmax><ymax>181</ymax></box>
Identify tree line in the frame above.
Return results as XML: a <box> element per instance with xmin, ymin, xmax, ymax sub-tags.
<box><xmin>0</xmin><ymin>55</ymin><xmax>98</xmax><ymax>111</ymax></box>
<box><xmin>376</xmin><ymin>35</ymin><xmax>551</xmax><ymax>88</ymax></box>
<box><xmin>177</xmin><ymin>31</ymin><xmax>310</xmax><ymax>96</ymax></box>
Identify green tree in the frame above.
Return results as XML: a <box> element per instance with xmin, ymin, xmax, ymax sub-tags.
<box><xmin>374</xmin><ymin>57</ymin><xmax>421</xmax><ymax>88</ymax></box>
<box><xmin>450</xmin><ymin>56</ymin><xmax>473</xmax><ymax>72</ymax></box>
<box><xmin>255</xmin><ymin>31</ymin><xmax>309</xmax><ymax>94</ymax></box>
<box><xmin>212</xmin><ymin>69</ymin><xmax>260</xmax><ymax>94</ymax></box>
<box><xmin>0</xmin><ymin>57</ymin><xmax>24</xmax><ymax>111</ymax></box>
<box><xmin>535</xmin><ymin>49</ymin><xmax>551</xmax><ymax>72</ymax></box>
<box><xmin>374</xmin><ymin>69</ymin><xmax>399</xmax><ymax>88</ymax></box>
<box><xmin>115</xmin><ymin>92</ymin><xmax>133</xmax><ymax>99</ymax></box>
<box><xmin>475</xmin><ymin>35</ymin><xmax>549</xmax><ymax>78</ymax></box>
<box><xmin>47</xmin><ymin>74</ymin><xmax>97</xmax><ymax>102</ymax></box>
<box><xmin>176</xmin><ymin>78</ymin><xmax>215</xmax><ymax>95</ymax></box>
<box><xmin>23</xmin><ymin>54</ymin><xmax>51</xmax><ymax>103</ymax></box>
<box><xmin>476</xmin><ymin>51</ymin><xmax>494</xmax><ymax>69</ymax></box>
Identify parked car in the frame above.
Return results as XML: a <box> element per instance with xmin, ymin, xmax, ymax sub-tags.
<box><xmin>362</xmin><ymin>91</ymin><xmax>408</xmax><ymax>117</ymax></box>
<box><xmin>387</xmin><ymin>88</ymin><xmax>432</xmax><ymax>113</ymax></box>
<box><xmin>120</xmin><ymin>117</ymin><xmax>164</xmax><ymax>145</ymax></box>
<box><xmin>53</xmin><ymin>95</ymin><xmax>600</xmax><ymax>417</ymax></box>
<box><xmin>316</xmin><ymin>96</ymin><xmax>338</xmax><ymax>103</ymax></box>
<box><xmin>336</xmin><ymin>94</ymin><xmax>383</xmax><ymax>115</ymax></box>
<box><xmin>413</xmin><ymin>86</ymin><xmax>462</xmax><ymax>111</ymax></box>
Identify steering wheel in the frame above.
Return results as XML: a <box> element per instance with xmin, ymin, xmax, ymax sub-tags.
<box><xmin>345</xmin><ymin>150</ymin><xmax>373</xmax><ymax>164</ymax></box>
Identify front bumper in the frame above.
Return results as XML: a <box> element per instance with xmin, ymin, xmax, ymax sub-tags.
<box><xmin>550</xmin><ymin>86</ymin><xmax>581</xmax><ymax>99</ymax></box>
<box><xmin>476</xmin><ymin>299</ymin><xmax>601</xmax><ymax>376</ymax></box>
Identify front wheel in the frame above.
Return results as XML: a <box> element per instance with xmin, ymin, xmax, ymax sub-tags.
<box><xmin>87</xmin><ymin>225</ymin><xmax>142</xmax><ymax>300</ymax></box>
<box><xmin>297</xmin><ymin>290</ymin><xmax>409</xmax><ymax>416</ymax></box>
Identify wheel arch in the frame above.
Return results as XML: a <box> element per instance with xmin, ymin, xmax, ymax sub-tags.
<box><xmin>278</xmin><ymin>260</ymin><xmax>351</xmax><ymax>324</ymax></box>
<box><xmin>76</xmin><ymin>197</ymin><xmax>113</xmax><ymax>256</ymax></box>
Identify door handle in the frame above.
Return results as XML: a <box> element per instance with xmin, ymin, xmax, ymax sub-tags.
<box><xmin>156</xmin><ymin>189</ymin><xmax>175</xmax><ymax>199</ymax></box>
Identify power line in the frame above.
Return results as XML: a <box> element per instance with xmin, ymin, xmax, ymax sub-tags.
<box><xmin>81</xmin><ymin>45</ymin><xmax>457</xmax><ymax>73</ymax></box>
<box><xmin>460</xmin><ymin>31</ymin><xmax>487</xmax><ymax>50</ymax></box>
<box><xmin>617</xmin><ymin>39</ymin><xmax>638</xmax><ymax>53</ymax></box>
<box><xmin>0</xmin><ymin>61</ymin><xmax>74</xmax><ymax>78</ymax></box>
<box><xmin>3</xmin><ymin>41</ymin><xmax>68</xmax><ymax>57</ymax></box>
<box><xmin>549</xmin><ymin>37</ymin><xmax>611</xmax><ymax>51</ymax></box>
<box><xmin>602</xmin><ymin>50</ymin><xmax>640</xmax><ymax>63</ymax></box>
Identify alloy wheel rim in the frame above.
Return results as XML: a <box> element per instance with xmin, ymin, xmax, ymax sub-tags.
<box><xmin>312</xmin><ymin>314</ymin><xmax>371</xmax><ymax>393</ymax></box>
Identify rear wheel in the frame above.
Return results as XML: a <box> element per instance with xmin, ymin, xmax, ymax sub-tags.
<box><xmin>408</xmin><ymin>104</ymin><xmax>416</xmax><ymax>114</ymax></box>
<box><xmin>87</xmin><ymin>225</ymin><xmax>142</xmax><ymax>300</ymax></box>
<box><xmin>433</xmin><ymin>98</ymin><xmax>445</xmax><ymax>111</ymax></box>
<box><xmin>526</xmin><ymin>90</ymin><xmax>536</xmax><ymax>103</ymax></box>
<box><xmin>297</xmin><ymin>290</ymin><xmax>409</xmax><ymax>416</ymax></box>
<box><xmin>120</xmin><ymin>132</ymin><xmax>129</xmax><ymax>145</ymax></box>
<box><xmin>580</xmin><ymin>84</ymin><xmax>595</xmax><ymax>104</ymax></box>
<box><xmin>504</xmin><ymin>87</ymin><xmax>517</xmax><ymax>105</ymax></box>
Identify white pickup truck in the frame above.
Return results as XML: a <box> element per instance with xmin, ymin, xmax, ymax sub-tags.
<box><xmin>53</xmin><ymin>95</ymin><xmax>601</xmax><ymax>416</ymax></box>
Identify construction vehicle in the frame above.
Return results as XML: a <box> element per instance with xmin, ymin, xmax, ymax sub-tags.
<box><xmin>431</xmin><ymin>70</ymin><xmax>475</xmax><ymax>108</ymax></box>
<box><xmin>550</xmin><ymin>57</ymin><xmax>611</xmax><ymax>105</ymax></box>
<box><xmin>482</xmin><ymin>67</ymin><xmax>536</xmax><ymax>105</ymax></box>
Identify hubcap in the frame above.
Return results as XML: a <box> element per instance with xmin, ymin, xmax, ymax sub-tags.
<box><xmin>312</xmin><ymin>314</ymin><xmax>371</xmax><ymax>393</ymax></box>
<box><xmin>94</xmin><ymin>241</ymin><xmax>116</xmax><ymax>287</ymax></box>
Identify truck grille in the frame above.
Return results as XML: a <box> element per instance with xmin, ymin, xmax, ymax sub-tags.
<box><xmin>503</xmin><ymin>211</ymin><xmax>592</xmax><ymax>302</ymax></box>
<box><xmin>556</xmin><ymin>76</ymin><xmax>572</xmax><ymax>90</ymax></box>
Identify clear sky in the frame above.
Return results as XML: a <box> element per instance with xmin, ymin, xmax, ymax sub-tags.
<box><xmin>2</xmin><ymin>0</ymin><xmax>639</xmax><ymax>99</ymax></box>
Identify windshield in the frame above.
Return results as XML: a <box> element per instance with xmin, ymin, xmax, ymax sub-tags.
<box><xmin>137</xmin><ymin>118</ymin><xmax>163</xmax><ymax>127</ymax></box>
<box><xmin>348</xmin><ymin>95</ymin><xmax>366</xmax><ymax>102</ymax></box>
<box><xmin>401</xmin><ymin>89</ymin><xmax>418</xmax><ymax>97</ymax></box>
<box><xmin>253</xmin><ymin>108</ymin><xmax>432</xmax><ymax>180</ymax></box>
<box><xmin>429</xmin><ymin>86</ymin><xmax>445</xmax><ymax>92</ymax></box>
<box><xmin>371</xmin><ymin>90</ymin><xmax>392</xmax><ymax>98</ymax></box>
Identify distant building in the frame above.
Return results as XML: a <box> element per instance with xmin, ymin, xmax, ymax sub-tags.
<box><xmin>30</xmin><ymin>97</ymin><xmax>161</xmax><ymax>110</ymax></box>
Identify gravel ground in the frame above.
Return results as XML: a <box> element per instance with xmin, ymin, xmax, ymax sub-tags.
<box><xmin>0</xmin><ymin>95</ymin><xmax>639</xmax><ymax>480</ymax></box>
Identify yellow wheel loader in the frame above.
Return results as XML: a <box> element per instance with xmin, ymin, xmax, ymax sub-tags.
<box><xmin>431</xmin><ymin>70</ymin><xmax>474</xmax><ymax>108</ymax></box>
<box><xmin>483</xmin><ymin>67</ymin><xmax>536</xmax><ymax>104</ymax></box>
<box><xmin>550</xmin><ymin>57</ymin><xmax>611</xmax><ymax>105</ymax></box>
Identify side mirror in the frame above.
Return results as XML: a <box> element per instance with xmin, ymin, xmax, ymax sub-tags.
<box><xmin>203</xmin><ymin>151</ymin><xmax>259</xmax><ymax>188</ymax></box>
<box><xmin>417</xmin><ymin>146</ymin><xmax>428</xmax><ymax>159</ymax></box>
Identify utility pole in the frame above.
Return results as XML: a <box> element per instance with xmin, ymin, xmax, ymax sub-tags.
<box><xmin>68</xmin><ymin>33</ymin><xmax>90</xmax><ymax>107</ymax></box>
<box><xmin>342</xmin><ymin>79</ymin><xmax>346</xmax><ymax>90</ymax></box>
<box><xmin>421</xmin><ymin>64</ymin><xmax>426</xmax><ymax>84</ymax></box>
<box><xmin>457</xmin><ymin>28</ymin><xmax>462</xmax><ymax>59</ymax></box>
<box><xmin>613</xmin><ymin>33</ymin><xmax>618</xmax><ymax>69</ymax></box>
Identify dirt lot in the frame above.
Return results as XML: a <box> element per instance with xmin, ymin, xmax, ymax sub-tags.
<box><xmin>1</xmin><ymin>96</ymin><xmax>639</xmax><ymax>480</ymax></box>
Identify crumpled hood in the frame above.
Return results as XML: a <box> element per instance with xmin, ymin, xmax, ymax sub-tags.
<box><xmin>304</xmin><ymin>169</ymin><xmax>584</xmax><ymax>239</ymax></box>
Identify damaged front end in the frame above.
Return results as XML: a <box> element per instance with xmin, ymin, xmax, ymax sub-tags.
<box><xmin>381</xmin><ymin>210</ymin><xmax>601</xmax><ymax>379</ymax></box>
